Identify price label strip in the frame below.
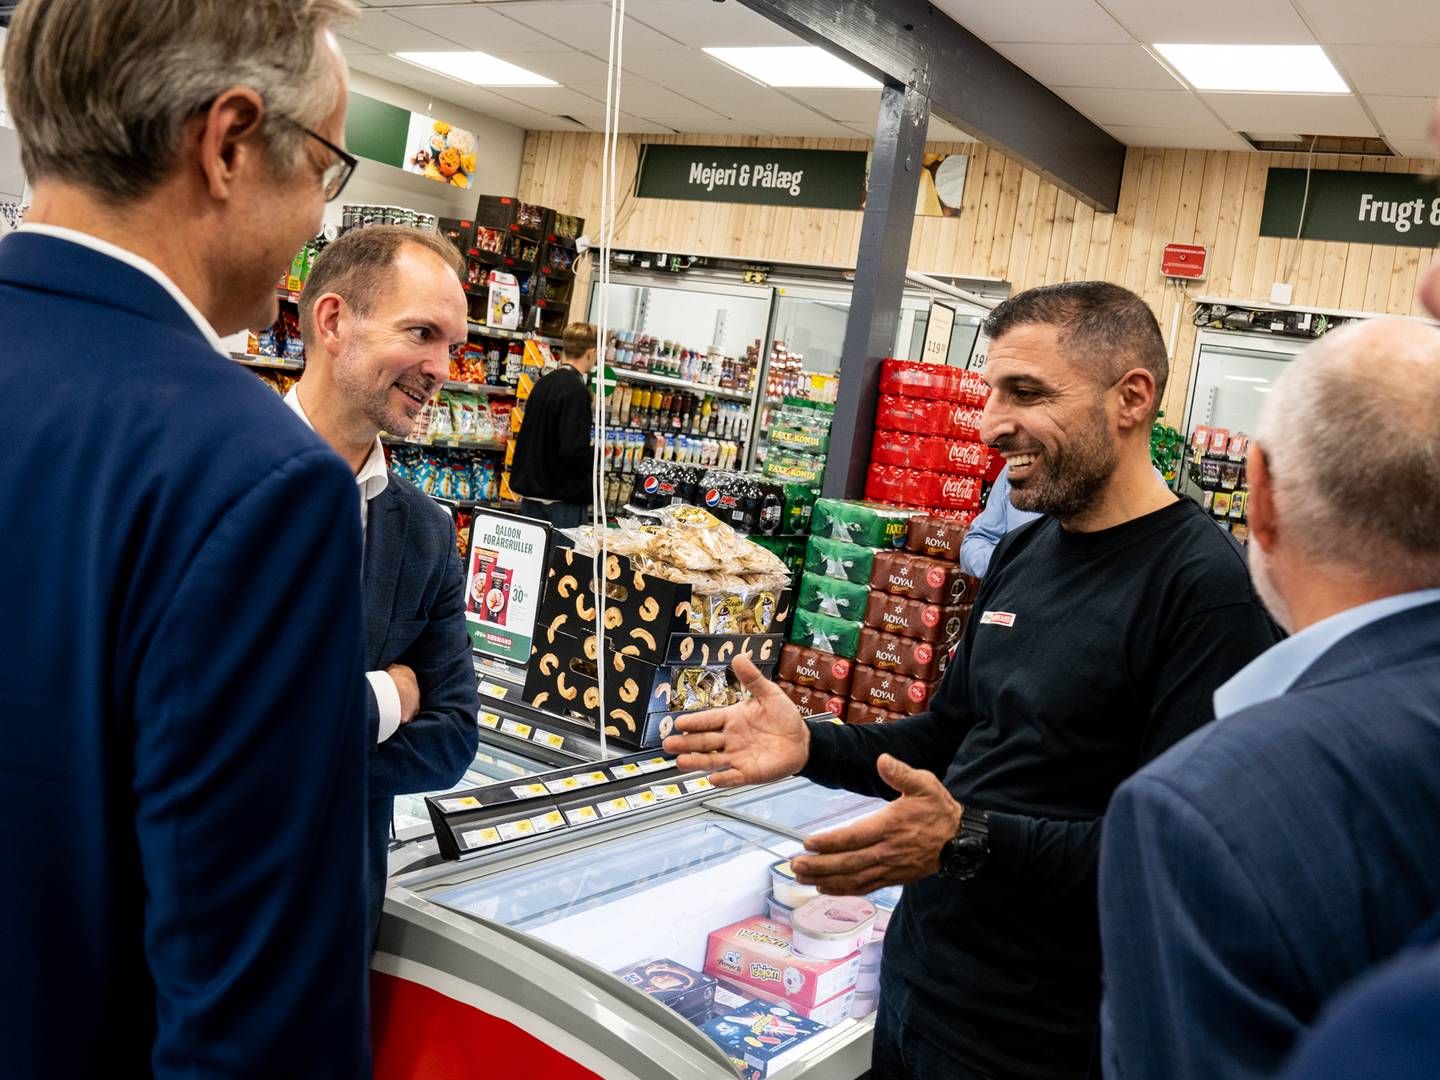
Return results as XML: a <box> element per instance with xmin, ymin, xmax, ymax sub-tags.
<box><xmin>530</xmin><ymin>810</ymin><xmax>566</xmax><ymax>834</ymax></box>
<box><xmin>462</xmin><ymin>826</ymin><xmax>502</xmax><ymax>850</ymax></box>
<box><xmin>437</xmin><ymin>795</ymin><xmax>482</xmax><ymax>814</ymax></box>
<box><xmin>544</xmin><ymin>775</ymin><xmax>584</xmax><ymax>795</ymax></box>
<box><xmin>564</xmin><ymin>805</ymin><xmax>600</xmax><ymax>827</ymax></box>
<box><xmin>609</xmin><ymin>762</ymin><xmax>642</xmax><ymax>780</ymax></box>
<box><xmin>500</xmin><ymin>719</ymin><xmax>532</xmax><ymax>740</ymax></box>
<box><xmin>497</xmin><ymin>818</ymin><xmax>537</xmax><ymax>842</ymax></box>
<box><xmin>510</xmin><ymin>783</ymin><xmax>547</xmax><ymax>800</ymax></box>
<box><xmin>636</xmin><ymin>756</ymin><xmax>672</xmax><ymax>774</ymax></box>
<box><xmin>479</xmin><ymin>682</ymin><xmax>509</xmax><ymax>700</ymax></box>
<box><xmin>597</xmin><ymin>797</ymin><xmax>633</xmax><ymax>819</ymax></box>
<box><xmin>478</xmin><ymin>711</ymin><xmax>501</xmax><ymax>730</ymax></box>
<box><xmin>532</xmin><ymin>729</ymin><xmax>565</xmax><ymax>750</ymax></box>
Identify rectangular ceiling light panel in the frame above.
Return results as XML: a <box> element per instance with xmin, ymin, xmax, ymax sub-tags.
<box><xmin>1155</xmin><ymin>44</ymin><xmax>1348</xmax><ymax>94</ymax></box>
<box><xmin>395</xmin><ymin>51</ymin><xmax>558</xmax><ymax>87</ymax></box>
<box><xmin>702</xmin><ymin>46</ymin><xmax>879</xmax><ymax>89</ymax></box>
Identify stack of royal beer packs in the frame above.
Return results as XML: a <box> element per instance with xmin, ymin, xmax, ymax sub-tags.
<box><xmin>864</xmin><ymin>358</ymin><xmax>1002</xmax><ymax>528</ymax></box>
<box><xmin>781</xmin><ymin>499</ymin><xmax>980</xmax><ymax>725</ymax></box>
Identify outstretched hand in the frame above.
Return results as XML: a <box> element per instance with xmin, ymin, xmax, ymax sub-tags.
<box><xmin>791</xmin><ymin>754</ymin><xmax>962</xmax><ymax>895</ymax></box>
<box><xmin>662</xmin><ymin>654</ymin><xmax>810</xmax><ymax>787</ymax></box>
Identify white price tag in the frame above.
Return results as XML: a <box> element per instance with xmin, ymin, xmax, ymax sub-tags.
<box><xmin>637</xmin><ymin>756</ymin><xmax>671</xmax><ymax>774</ymax></box>
<box><xmin>626</xmin><ymin>790</ymin><xmax>658</xmax><ymax>810</ymax></box>
<box><xmin>500</xmin><ymin>719</ymin><xmax>533</xmax><ymax>739</ymax></box>
<box><xmin>530</xmin><ymin>810</ymin><xmax>566</xmax><ymax>834</ymax></box>
<box><xmin>683</xmin><ymin>777</ymin><xmax>714</xmax><ymax>794</ymax></box>
<box><xmin>564</xmin><ymin>805</ymin><xmax>600</xmax><ymax>826</ymax></box>
<box><xmin>609</xmin><ymin>763</ymin><xmax>642</xmax><ymax>780</ymax></box>
<box><xmin>533</xmin><ymin>729</ymin><xmax>565</xmax><ymax>750</ymax></box>
<box><xmin>510</xmin><ymin>783</ymin><xmax>547</xmax><ymax>799</ymax></box>
<box><xmin>497</xmin><ymin>818</ymin><xmax>536</xmax><ymax>842</ymax></box>
<box><xmin>462</xmin><ymin>827</ymin><xmax>501</xmax><ymax>850</ymax></box>
<box><xmin>597</xmin><ymin>797</ymin><xmax>633</xmax><ymax>818</ymax></box>
<box><xmin>651</xmin><ymin>783</ymin><xmax>683</xmax><ymax>802</ymax></box>
<box><xmin>478</xmin><ymin>712</ymin><xmax>501</xmax><ymax>729</ymax></box>
<box><xmin>544</xmin><ymin>776</ymin><xmax>583</xmax><ymax>795</ymax></box>
<box><xmin>575</xmin><ymin>770</ymin><xmax>609</xmax><ymax>788</ymax></box>
<box><xmin>437</xmin><ymin>796</ymin><xmax>482</xmax><ymax>814</ymax></box>
<box><xmin>480</xmin><ymin>682</ymin><xmax>509</xmax><ymax>700</ymax></box>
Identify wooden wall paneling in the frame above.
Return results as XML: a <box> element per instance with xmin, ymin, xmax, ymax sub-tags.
<box><xmin>1361</xmin><ymin>156</ymin><xmax>1406</xmax><ymax>313</ymax></box>
<box><xmin>1172</xmin><ymin>149</ymin><xmax>1207</xmax><ymax>244</ymax></box>
<box><xmin>1045</xmin><ymin>191</ymin><xmax>1077</xmax><ymax>284</ymax></box>
<box><xmin>1122</xmin><ymin>150</ymin><xmax>1165</xmax><ymax>295</ymax></box>
<box><xmin>1337</xmin><ymin>155</ymin><xmax>1377</xmax><ymax>310</ymax></box>
<box><xmin>1005</xmin><ymin>168</ymin><xmax>1043</xmax><ymax>287</ymax></box>
<box><xmin>1101</xmin><ymin>150</ymin><xmax>1144</xmax><ymax>285</ymax></box>
<box><xmin>1064</xmin><ymin>199</ymin><xmax>1096</xmax><ymax>280</ymax></box>
<box><xmin>1411</xmin><ymin>249</ymin><xmax>1436</xmax><ymax>317</ymax></box>
<box><xmin>988</xmin><ymin>157</ymin><xmax>1026</xmax><ymax>279</ymax></box>
<box><xmin>1229</xmin><ymin>153</ymin><xmax>1270</xmax><ymax>301</ymax></box>
<box><xmin>969</xmin><ymin>149</ymin><xmax>1008</xmax><ymax>274</ymax></box>
<box><xmin>951</xmin><ymin>143</ymin><xmax>986</xmax><ymax>267</ymax></box>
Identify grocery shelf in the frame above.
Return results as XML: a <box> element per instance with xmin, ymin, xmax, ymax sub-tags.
<box><xmin>232</xmin><ymin>353</ymin><xmax>304</xmax><ymax>372</ymax></box>
<box><xmin>443</xmin><ymin>380</ymin><xmax>516</xmax><ymax>395</ymax></box>
<box><xmin>610</xmin><ymin>367</ymin><xmax>752</xmax><ymax>401</ymax></box>
<box><xmin>467</xmin><ymin>322</ymin><xmax>562</xmax><ymax>346</ymax></box>
<box><xmin>275</xmin><ymin>287</ymin><xmax>302</xmax><ymax>304</ymax></box>
<box><xmin>382</xmin><ymin>435</ymin><xmax>507</xmax><ymax>452</ymax></box>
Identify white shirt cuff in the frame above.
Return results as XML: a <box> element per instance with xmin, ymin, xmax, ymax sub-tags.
<box><xmin>367</xmin><ymin>670</ymin><xmax>403</xmax><ymax>744</ymax></box>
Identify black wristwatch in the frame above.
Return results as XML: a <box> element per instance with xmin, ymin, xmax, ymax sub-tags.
<box><xmin>938</xmin><ymin>807</ymin><xmax>990</xmax><ymax>881</ymax></box>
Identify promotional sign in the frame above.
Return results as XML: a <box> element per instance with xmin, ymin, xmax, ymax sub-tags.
<box><xmin>344</xmin><ymin>91</ymin><xmax>478</xmax><ymax>190</ymax></box>
<box><xmin>1260</xmin><ymin>167</ymin><xmax>1440</xmax><ymax>248</ymax></box>
<box><xmin>464</xmin><ymin>509</ymin><xmax>552</xmax><ymax>664</ymax></box>
<box><xmin>635</xmin><ymin>144</ymin><xmax>869</xmax><ymax>210</ymax></box>
<box><xmin>921</xmin><ymin>302</ymin><xmax>956</xmax><ymax>365</ymax></box>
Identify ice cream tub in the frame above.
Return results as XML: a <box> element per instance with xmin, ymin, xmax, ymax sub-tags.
<box><xmin>850</xmin><ymin>990</ymin><xmax>879</xmax><ymax>1019</ymax></box>
<box><xmin>770</xmin><ymin>859</ymin><xmax>819</xmax><ymax>909</ymax></box>
<box><xmin>766</xmin><ymin>896</ymin><xmax>795</xmax><ymax>927</ymax></box>
<box><xmin>704</xmin><ymin>916</ymin><xmax>860</xmax><ymax>1010</ymax></box>
<box><xmin>868</xmin><ymin>886</ymin><xmax>901</xmax><ymax>932</ymax></box>
<box><xmin>856</xmin><ymin>961</ymin><xmax>881</xmax><ymax>994</ymax></box>
<box><xmin>791</xmin><ymin>895</ymin><xmax>876</xmax><ymax>960</ymax></box>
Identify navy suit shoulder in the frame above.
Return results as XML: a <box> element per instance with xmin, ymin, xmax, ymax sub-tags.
<box><xmin>1102</xmin><ymin>600</ymin><xmax>1440</xmax><ymax>1080</ymax></box>
<box><xmin>0</xmin><ymin>233</ymin><xmax>370</xmax><ymax>1076</ymax></box>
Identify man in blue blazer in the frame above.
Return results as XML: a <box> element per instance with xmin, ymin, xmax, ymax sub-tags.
<box><xmin>0</xmin><ymin>1</ymin><xmax>371</xmax><ymax>1075</ymax></box>
<box><xmin>291</xmin><ymin>224</ymin><xmax>482</xmax><ymax>936</ymax></box>
<box><xmin>1099</xmin><ymin>317</ymin><xmax>1440</xmax><ymax>1080</ymax></box>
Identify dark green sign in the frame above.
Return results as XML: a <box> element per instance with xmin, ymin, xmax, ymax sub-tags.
<box><xmin>1261</xmin><ymin>167</ymin><xmax>1440</xmax><ymax>248</ymax></box>
<box><xmin>344</xmin><ymin>92</ymin><xmax>411</xmax><ymax>169</ymax></box>
<box><xmin>635</xmin><ymin>144</ymin><xmax>868</xmax><ymax>210</ymax></box>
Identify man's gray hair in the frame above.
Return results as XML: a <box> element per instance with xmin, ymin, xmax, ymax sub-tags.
<box><xmin>2</xmin><ymin>0</ymin><xmax>358</xmax><ymax>202</ymax></box>
<box><xmin>1257</xmin><ymin>318</ymin><xmax>1440</xmax><ymax>588</ymax></box>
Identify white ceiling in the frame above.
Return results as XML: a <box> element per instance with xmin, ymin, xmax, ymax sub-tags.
<box><xmin>349</xmin><ymin>0</ymin><xmax>1440</xmax><ymax>156</ymax></box>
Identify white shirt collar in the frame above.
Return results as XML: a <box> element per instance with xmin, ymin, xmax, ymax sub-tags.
<box><xmin>283</xmin><ymin>386</ymin><xmax>389</xmax><ymax>506</ymax></box>
<box><xmin>16</xmin><ymin>223</ymin><xmax>227</xmax><ymax>356</ymax></box>
<box><xmin>1214</xmin><ymin>587</ymin><xmax>1440</xmax><ymax>719</ymax></box>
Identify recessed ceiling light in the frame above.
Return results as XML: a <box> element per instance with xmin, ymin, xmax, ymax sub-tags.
<box><xmin>703</xmin><ymin>46</ymin><xmax>879</xmax><ymax>89</ymax></box>
<box><xmin>395</xmin><ymin>51</ymin><xmax>557</xmax><ymax>87</ymax></box>
<box><xmin>1154</xmin><ymin>44</ymin><xmax>1348</xmax><ymax>94</ymax></box>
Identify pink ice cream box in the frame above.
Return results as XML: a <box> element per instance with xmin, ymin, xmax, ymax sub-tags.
<box><xmin>704</xmin><ymin>916</ymin><xmax>861</xmax><ymax>1011</ymax></box>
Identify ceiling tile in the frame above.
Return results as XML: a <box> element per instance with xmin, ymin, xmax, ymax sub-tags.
<box><xmin>1100</xmin><ymin>0</ymin><xmax>1313</xmax><ymax>45</ymax></box>
<box><xmin>1330</xmin><ymin>46</ymin><xmax>1440</xmax><ymax>97</ymax></box>
<box><xmin>362</xmin><ymin>0</ymin><xmax>477</xmax><ymax>7</ymax></box>
<box><xmin>385</xmin><ymin>5</ymin><xmax>559</xmax><ymax>52</ymax></box>
<box><xmin>780</xmin><ymin>89</ymin><xmax>883</xmax><ymax>124</ymax></box>
<box><xmin>479</xmin><ymin>50</ymin><xmax>616</xmax><ymax>85</ymax></box>
<box><xmin>337</xmin><ymin>34</ymin><xmax>381</xmax><ymax>56</ymax></box>
<box><xmin>930</xmin><ymin>0</ymin><xmax>1132</xmax><ymax>44</ymax></box>
<box><xmin>569</xmin><ymin>78</ymin><xmax>726</xmax><ymax>121</ymax></box>
<box><xmin>1103</xmin><ymin>124</ymin><xmax>1251</xmax><ymax>149</ymax></box>
<box><xmin>347</xmin><ymin>53</ymin><xmax>536</xmax><ymax>116</ymax></box>
<box><xmin>342</xmin><ymin>10</ymin><xmax>461</xmax><ymax>52</ymax></box>
<box><xmin>990</xmin><ymin>43</ymin><xmax>1184</xmax><ymax>90</ymax></box>
<box><xmin>482</xmin><ymin>85</ymin><xmax>607</xmax><ymax>113</ymax></box>
<box><xmin>1388</xmin><ymin>138</ymin><xmax>1439</xmax><ymax>161</ymax></box>
<box><xmin>652</xmin><ymin>117</ymin><xmax>783</xmax><ymax>136</ymax></box>
<box><xmin>623</xmin><ymin>0</ymin><xmax>803</xmax><ymax>48</ymax></box>
<box><xmin>757</xmin><ymin>117</ymin><xmax>864</xmax><ymax>138</ymax></box>
<box><xmin>1292</xmin><ymin>0</ymin><xmax>1440</xmax><ymax>46</ymax></box>
<box><xmin>1364</xmin><ymin>95</ymin><xmax>1440</xmax><ymax>140</ymax></box>
<box><xmin>495</xmin><ymin>2</ymin><xmax>678</xmax><ymax>52</ymax></box>
<box><xmin>1200</xmin><ymin>92</ymin><xmax>1378</xmax><ymax>136</ymax></box>
<box><xmin>618</xmin><ymin>50</ymin><xmax>839</xmax><ymax>124</ymax></box>
<box><xmin>1050</xmin><ymin>87</ymin><xmax>1218</xmax><ymax>127</ymax></box>
<box><xmin>566</xmin><ymin>112</ymin><xmax>676</xmax><ymax>134</ymax></box>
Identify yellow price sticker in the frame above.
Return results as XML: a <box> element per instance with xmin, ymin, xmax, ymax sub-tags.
<box><xmin>500</xmin><ymin>720</ymin><xmax>533</xmax><ymax>739</ymax></box>
<box><xmin>479</xmin><ymin>712</ymin><xmax>501</xmax><ymax>729</ymax></box>
<box><xmin>598</xmin><ymin>797</ymin><xmax>633</xmax><ymax>818</ymax></box>
<box><xmin>531</xmin><ymin>810</ymin><xmax>566</xmax><ymax>833</ymax></box>
<box><xmin>533</xmin><ymin>730</ymin><xmax>565</xmax><ymax>750</ymax></box>
<box><xmin>510</xmin><ymin>783</ymin><xmax>547</xmax><ymax>799</ymax></box>
<box><xmin>437</xmin><ymin>795</ymin><xmax>482</xmax><ymax>813</ymax></box>
<box><xmin>564</xmin><ymin>806</ymin><xmax>599</xmax><ymax>826</ymax></box>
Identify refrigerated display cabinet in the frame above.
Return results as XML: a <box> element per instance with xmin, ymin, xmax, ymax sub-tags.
<box><xmin>373</xmin><ymin>776</ymin><xmax>890</xmax><ymax>1079</ymax></box>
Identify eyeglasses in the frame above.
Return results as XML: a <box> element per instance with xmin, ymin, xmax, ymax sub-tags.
<box><xmin>288</xmin><ymin>121</ymin><xmax>358</xmax><ymax>202</ymax></box>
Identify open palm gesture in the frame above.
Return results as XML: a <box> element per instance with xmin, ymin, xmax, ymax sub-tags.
<box><xmin>662</xmin><ymin>654</ymin><xmax>810</xmax><ymax>787</ymax></box>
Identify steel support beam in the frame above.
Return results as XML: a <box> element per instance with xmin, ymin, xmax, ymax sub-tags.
<box><xmin>823</xmin><ymin>79</ymin><xmax>930</xmax><ymax>500</ymax></box>
<box><xmin>736</xmin><ymin>0</ymin><xmax>1124</xmax><ymax>212</ymax></box>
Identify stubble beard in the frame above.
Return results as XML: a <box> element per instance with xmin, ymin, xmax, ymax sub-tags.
<box><xmin>1007</xmin><ymin>401</ymin><xmax>1118</xmax><ymax>521</ymax></box>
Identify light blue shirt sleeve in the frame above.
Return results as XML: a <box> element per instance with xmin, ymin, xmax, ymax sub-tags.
<box><xmin>960</xmin><ymin>465</ymin><xmax>1040</xmax><ymax>577</ymax></box>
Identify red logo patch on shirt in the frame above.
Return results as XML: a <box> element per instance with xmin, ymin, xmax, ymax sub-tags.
<box><xmin>979</xmin><ymin>611</ymin><xmax>1016</xmax><ymax>627</ymax></box>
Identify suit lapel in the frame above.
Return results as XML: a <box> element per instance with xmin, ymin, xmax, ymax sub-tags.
<box><xmin>362</xmin><ymin>487</ymin><xmax>409</xmax><ymax>668</ymax></box>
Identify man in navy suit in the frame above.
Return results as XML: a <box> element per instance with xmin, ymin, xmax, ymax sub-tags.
<box><xmin>1099</xmin><ymin>316</ymin><xmax>1440</xmax><ymax>1080</ymax></box>
<box><xmin>0</xmin><ymin>0</ymin><xmax>371</xmax><ymax>1075</ymax></box>
<box><xmin>291</xmin><ymin>224</ymin><xmax>481</xmax><ymax>937</ymax></box>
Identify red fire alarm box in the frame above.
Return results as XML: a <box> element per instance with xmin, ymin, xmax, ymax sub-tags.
<box><xmin>1162</xmin><ymin>243</ymin><xmax>1208</xmax><ymax>281</ymax></box>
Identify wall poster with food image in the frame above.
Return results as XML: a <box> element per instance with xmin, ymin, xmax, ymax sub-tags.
<box><xmin>403</xmin><ymin>114</ymin><xmax>479</xmax><ymax>190</ymax></box>
<box><xmin>465</xmin><ymin>509</ymin><xmax>552</xmax><ymax>664</ymax></box>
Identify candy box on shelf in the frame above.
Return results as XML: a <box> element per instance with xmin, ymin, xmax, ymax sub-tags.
<box><xmin>870</xmin><ymin>551</ymin><xmax>977</xmax><ymax>606</ymax></box>
<box><xmin>701</xmin><ymin>998</ymin><xmax>831</xmax><ymax>1078</ymax></box>
<box><xmin>856</xmin><ymin>627</ymin><xmax>950</xmax><ymax>683</ymax></box>
<box><xmin>777</xmin><ymin>644</ymin><xmax>854</xmax><ymax>696</ymax></box>
<box><xmin>870</xmin><ymin>431</ymin><xmax>991</xmax><ymax>477</ymax></box>
<box><xmin>849</xmin><ymin>663</ymin><xmax>931</xmax><ymax>716</ymax></box>
<box><xmin>796</xmin><ymin>572</ymin><xmax>870</xmax><ymax>622</ymax></box>
<box><xmin>809</xmin><ymin>498</ymin><xmax>917</xmax><ymax>549</ymax></box>
<box><xmin>789</xmin><ymin>609</ymin><xmax>862</xmax><ymax>660</ymax></box>
<box><xmin>803</xmin><ymin>536</ymin><xmax>876</xmax><ymax>587</ymax></box>
<box><xmin>845</xmin><ymin>701</ymin><xmax>906</xmax><ymax>726</ymax></box>
<box><xmin>704</xmin><ymin>916</ymin><xmax>861</xmax><ymax>1011</ymax></box>
<box><xmin>863</xmin><ymin>593</ymin><xmax>969</xmax><ymax>646</ymax></box>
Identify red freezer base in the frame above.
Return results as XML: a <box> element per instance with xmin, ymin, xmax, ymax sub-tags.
<box><xmin>372</xmin><ymin>970</ymin><xmax>603</xmax><ymax>1080</ymax></box>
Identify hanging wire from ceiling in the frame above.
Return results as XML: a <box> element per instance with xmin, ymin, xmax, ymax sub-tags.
<box><xmin>590</xmin><ymin>0</ymin><xmax>626</xmax><ymax>758</ymax></box>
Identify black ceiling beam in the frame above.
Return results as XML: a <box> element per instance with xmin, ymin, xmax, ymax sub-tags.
<box><xmin>735</xmin><ymin>0</ymin><xmax>1125</xmax><ymax>212</ymax></box>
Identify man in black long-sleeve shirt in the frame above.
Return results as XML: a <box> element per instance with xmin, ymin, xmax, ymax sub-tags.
<box><xmin>666</xmin><ymin>282</ymin><xmax>1281</xmax><ymax>1079</ymax></box>
<box><xmin>509</xmin><ymin>321</ymin><xmax>596</xmax><ymax>529</ymax></box>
